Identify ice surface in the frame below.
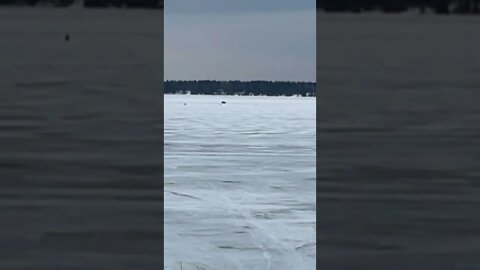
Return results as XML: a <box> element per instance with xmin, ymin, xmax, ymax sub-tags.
<box><xmin>164</xmin><ymin>95</ymin><xmax>316</xmax><ymax>270</ymax></box>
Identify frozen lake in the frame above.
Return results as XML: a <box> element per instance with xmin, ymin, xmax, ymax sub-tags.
<box><xmin>164</xmin><ymin>95</ymin><xmax>316</xmax><ymax>270</ymax></box>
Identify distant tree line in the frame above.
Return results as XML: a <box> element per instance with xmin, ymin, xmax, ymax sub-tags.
<box><xmin>318</xmin><ymin>0</ymin><xmax>480</xmax><ymax>14</ymax></box>
<box><xmin>0</xmin><ymin>0</ymin><xmax>163</xmax><ymax>8</ymax></box>
<box><xmin>165</xmin><ymin>80</ymin><xmax>316</xmax><ymax>97</ymax></box>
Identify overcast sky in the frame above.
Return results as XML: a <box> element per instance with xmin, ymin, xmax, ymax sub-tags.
<box><xmin>165</xmin><ymin>1</ymin><xmax>315</xmax><ymax>82</ymax></box>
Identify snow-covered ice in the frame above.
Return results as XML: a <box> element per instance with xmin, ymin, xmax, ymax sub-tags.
<box><xmin>165</xmin><ymin>95</ymin><xmax>316</xmax><ymax>270</ymax></box>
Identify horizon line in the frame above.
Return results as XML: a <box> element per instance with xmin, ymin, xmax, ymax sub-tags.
<box><xmin>164</xmin><ymin>80</ymin><xmax>316</xmax><ymax>83</ymax></box>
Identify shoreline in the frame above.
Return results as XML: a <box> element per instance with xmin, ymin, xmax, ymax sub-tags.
<box><xmin>164</xmin><ymin>93</ymin><xmax>316</xmax><ymax>97</ymax></box>
<box><xmin>165</xmin><ymin>80</ymin><xmax>316</xmax><ymax>97</ymax></box>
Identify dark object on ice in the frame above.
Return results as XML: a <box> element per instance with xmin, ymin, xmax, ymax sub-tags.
<box><xmin>184</xmin><ymin>102</ymin><xmax>186</xmax><ymax>106</ymax></box>
<box><xmin>65</xmin><ymin>33</ymin><xmax>70</xmax><ymax>42</ymax></box>
<box><xmin>221</xmin><ymin>101</ymin><xmax>226</xmax><ymax>104</ymax></box>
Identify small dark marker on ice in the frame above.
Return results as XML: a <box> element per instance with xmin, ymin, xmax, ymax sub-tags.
<box><xmin>65</xmin><ymin>33</ymin><xmax>70</xmax><ymax>42</ymax></box>
<box><xmin>221</xmin><ymin>101</ymin><xmax>226</xmax><ymax>104</ymax></box>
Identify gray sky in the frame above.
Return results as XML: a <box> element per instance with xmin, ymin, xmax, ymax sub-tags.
<box><xmin>165</xmin><ymin>1</ymin><xmax>315</xmax><ymax>82</ymax></box>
